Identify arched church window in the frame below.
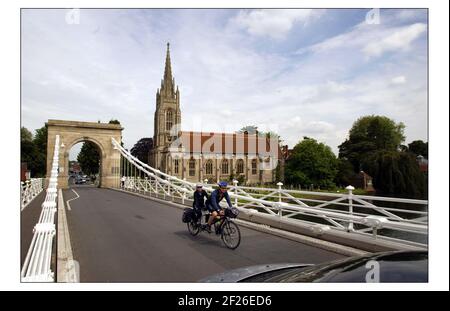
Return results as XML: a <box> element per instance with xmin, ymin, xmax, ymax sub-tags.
<box><xmin>174</xmin><ymin>159</ymin><xmax>179</xmax><ymax>174</ymax></box>
<box><xmin>221</xmin><ymin>159</ymin><xmax>229</xmax><ymax>174</ymax></box>
<box><xmin>166</xmin><ymin>109</ymin><xmax>173</xmax><ymax>131</ymax></box>
<box><xmin>205</xmin><ymin>160</ymin><xmax>213</xmax><ymax>175</ymax></box>
<box><xmin>189</xmin><ymin>158</ymin><xmax>196</xmax><ymax>176</ymax></box>
<box><xmin>236</xmin><ymin>159</ymin><xmax>244</xmax><ymax>174</ymax></box>
<box><xmin>251</xmin><ymin>159</ymin><xmax>257</xmax><ymax>175</ymax></box>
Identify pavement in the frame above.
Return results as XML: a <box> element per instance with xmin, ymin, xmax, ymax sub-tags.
<box><xmin>63</xmin><ymin>186</ymin><xmax>345</xmax><ymax>282</ymax></box>
<box><xmin>20</xmin><ymin>191</ymin><xmax>46</xmax><ymax>267</ymax></box>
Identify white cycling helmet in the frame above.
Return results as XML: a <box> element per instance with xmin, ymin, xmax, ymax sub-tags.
<box><xmin>196</xmin><ymin>183</ymin><xmax>203</xmax><ymax>188</ymax></box>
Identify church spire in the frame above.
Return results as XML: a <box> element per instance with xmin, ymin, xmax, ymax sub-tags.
<box><xmin>163</xmin><ymin>42</ymin><xmax>173</xmax><ymax>87</ymax></box>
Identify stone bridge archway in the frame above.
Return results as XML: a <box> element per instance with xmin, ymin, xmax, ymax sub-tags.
<box><xmin>46</xmin><ymin>120</ymin><xmax>123</xmax><ymax>189</ymax></box>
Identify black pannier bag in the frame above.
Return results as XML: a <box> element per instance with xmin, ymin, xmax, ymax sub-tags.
<box><xmin>182</xmin><ymin>208</ymin><xmax>196</xmax><ymax>223</ymax></box>
<box><xmin>225</xmin><ymin>207</ymin><xmax>239</xmax><ymax>218</ymax></box>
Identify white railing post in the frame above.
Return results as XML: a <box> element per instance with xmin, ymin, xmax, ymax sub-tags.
<box><xmin>22</xmin><ymin>135</ymin><xmax>60</xmax><ymax>282</ymax></box>
<box><xmin>346</xmin><ymin>185</ymin><xmax>355</xmax><ymax>231</ymax></box>
<box><xmin>233</xmin><ymin>179</ymin><xmax>238</xmax><ymax>207</ymax></box>
<box><xmin>277</xmin><ymin>182</ymin><xmax>283</xmax><ymax>217</ymax></box>
<box><xmin>167</xmin><ymin>178</ymin><xmax>171</xmax><ymax>196</ymax></box>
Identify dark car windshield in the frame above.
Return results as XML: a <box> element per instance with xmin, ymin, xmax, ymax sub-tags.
<box><xmin>259</xmin><ymin>251</ymin><xmax>428</xmax><ymax>283</ymax></box>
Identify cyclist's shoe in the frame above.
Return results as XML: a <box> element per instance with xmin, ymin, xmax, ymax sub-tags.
<box><xmin>204</xmin><ymin>225</ymin><xmax>212</xmax><ymax>233</ymax></box>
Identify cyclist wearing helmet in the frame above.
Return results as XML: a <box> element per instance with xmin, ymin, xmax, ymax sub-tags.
<box><xmin>193</xmin><ymin>184</ymin><xmax>208</xmax><ymax>220</ymax></box>
<box><xmin>203</xmin><ymin>181</ymin><xmax>232</xmax><ymax>232</ymax></box>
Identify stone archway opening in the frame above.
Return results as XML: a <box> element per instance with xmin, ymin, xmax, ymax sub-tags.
<box><xmin>68</xmin><ymin>140</ymin><xmax>102</xmax><ymax>188</ymax></box>
<box><xmin>46</xmin><ymin>120</ymin><xmax>123</xmax><ymax>189</ymax></box>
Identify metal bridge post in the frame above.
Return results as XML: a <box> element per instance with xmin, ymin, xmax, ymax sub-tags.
<box><xmin>277</xmin><ymin>182</ymin><xmax>283</xmax><ymax>217</ymax></box>
<box><xmin>233</xmin><ymin>179</ymin><xmax>238</xmax><ymax>207</ymax></box>
<box><xmin>346</xmin><ymin>185</ymin><xmax>355</xmax><ymax>231</ymax></box>
<box><xmin>168</xmin><ymin>178</ymin><xmax>172</xmax><ymax>201</ymax></box>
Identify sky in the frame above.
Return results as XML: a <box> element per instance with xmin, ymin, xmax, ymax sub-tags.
<box><xmin>21</xmin><ymin>9</ymin><xmax>428</xmax><ymax>159</ymax></box>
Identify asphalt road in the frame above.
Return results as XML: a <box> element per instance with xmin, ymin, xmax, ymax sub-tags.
<box><xmin>63</xmin><ymin>187</ymin><xmax>345</xmax><ymax>282</ymax></box>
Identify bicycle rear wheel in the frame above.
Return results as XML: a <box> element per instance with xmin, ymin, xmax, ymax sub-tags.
<box><xmin>187</xmin><ymin>221</ymin><xmax>200</xmax><ymax>236</ymax></box>
<box><xmin>221</xmin><ymin>220</ymin><xmax>241</xmax><ymax>249</ymax></box>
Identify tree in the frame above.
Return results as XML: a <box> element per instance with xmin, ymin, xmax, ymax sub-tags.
<box><xmin>21</xmin><ymin>127</ymin><xmax>33</xmax><ymax>142</ymax></box>
<box><xmin>32</xmin><ymin>126</ymin><xmax>48</xmax><ymax>177</ymax></box>
<box><xmin>130</xmin><ymin>138</ymin><xmax>153</xmax><ymax>164</ymax></box>
<box><xmin>408</xmin><ymin>140</ymin><xmax>428</xmax><ymax>158</ymax></box>
<box><xmin>362</xmin><ymin>151</ymin><xmax>427</xmax><ymax>199</ymax></box>
<box><xmin>20</xmin><ymin>125</ymin><xmax>48</xmax><ymax>177</ymax></box>
<box><xmin>285</xmin><ymin>137</ymin><xmax>338</xmax><ymax>189</ymax></box>
<box><xmin>339</xmin><ymin>115</ymin><xmax>405</xmax><ymax>172</ymax></box>
<box><xmin>238</xmin><ymin>125</ymin><xmax>259</xmax><ymax>134</ymax></box>
<box><xmin>335</xmin><ymin>158</ymin><xmax>355</xmax><ymax>187</ymax></box>
<box><xmin>21</xmin><ymin>129</ymin><xmax>39</xmax><ymax>175</ymax></box>
<box><xmin>77</xmin><ymin>142</ymin><xmax>100</xmax><ymax>175</ymax></box>
<box><xmin>109</xmin><ymin>119</ymin><xmax>121</xmax><ymax>125</ymax></box>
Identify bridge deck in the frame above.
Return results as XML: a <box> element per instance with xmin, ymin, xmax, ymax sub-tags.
<box><xmin>63</xmin><ymin>187</ymin><xmax>345</xmax><ymax>282</ymax></box>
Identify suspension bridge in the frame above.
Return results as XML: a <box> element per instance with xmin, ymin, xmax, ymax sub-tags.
<box><xmin>20</xmin><ymin>121</ymin><xmax>428</xmax><ymax>282</ymax></box>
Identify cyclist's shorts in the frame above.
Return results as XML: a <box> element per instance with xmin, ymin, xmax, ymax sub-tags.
<box><xmin>206</xmin><ymin>204</ymin><xmax>220</xmax><ymax>213</ymax></box>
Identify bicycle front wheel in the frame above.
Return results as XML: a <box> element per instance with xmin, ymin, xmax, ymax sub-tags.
<box><xmin>221</xmin><ymin>220</ymin><xmax>241</xmax><ymax>249</ymax></box>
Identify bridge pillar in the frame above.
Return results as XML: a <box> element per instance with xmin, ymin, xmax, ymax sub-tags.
<box><xmin>46</xmin><ymin>120</ymin><xmax>123</xmax><ymax>189</ymax></box>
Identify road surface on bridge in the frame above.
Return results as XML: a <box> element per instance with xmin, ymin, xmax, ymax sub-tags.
<box><xmin>63</xmin><ymin>186</ymin><xmax>345</xmax><ymax>282</ymax></box>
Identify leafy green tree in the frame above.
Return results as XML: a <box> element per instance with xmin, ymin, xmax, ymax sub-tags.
<box><xmin>339</xmin><ymin>115</ymin><xmax>405</xmax><ymax>172</ymax></box>
<box><xmin>238</xmin><ymin>125</ymin><xmax>258</xmax><ymax>134</ymax></box>
<box><xmin>130</xmin><ymin>138</ymin><xmax>153</xmax><ymax>164</ymax></box>
<box><xmin>108</xmin><ymin>119</ymin><xmax>121</xmax><ymax>125</ymax></box>
<box><xmin>77</xmin><ymin>142</ymin><xmax>100</xmax><ymax>175</ymax></box>
<box><xmin>335</xmin><ymin>158</ymin><xmax>355</xmax><ymax>187</ymax></box>
<box><xmin>32</xmin><ymin>126</ymin><xmax>48</xmax><ymax>177</ymax></box>
<box><xmin>408</xmin><ymin>140</ymin><xmax>428</xmax><ymax>158</ymax></box>
<box><xmin>21</xmin><ymin>135</ymin><xmax>39</xmax><ymax>175</ymax></box>
<box><xmin>362</xmin><ymin>151</ymin><xmax>427</xmax><ymax>199</ymax></box>
<box><xmin>20</xmin><ymin>125</ymin><xmax>47</xmax><ymax>177</ymax></box>
<box><xmin>21</xmin><ymin>127</ymin><xmax>33</xmax><ymax>142</ymax></box>
<box><xmin>285</xmin><ymin>137</ymin><xmax>338</xmax><ymax>189</ymax></box>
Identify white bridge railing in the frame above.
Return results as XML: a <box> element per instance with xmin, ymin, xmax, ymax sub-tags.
<box><xmin>21</xmin><ymin>135</ymin><xmax>60</xmax><ymax>282</ymax></box>
<box><xmin>21</xmin><ymin>178</ymin><xmax>44</xmax><ymax>210</ymax></box>
<box><xmin>112</xmin><ymin>138</ymin><xmax>428</xmax><ymax>248</ymax></box>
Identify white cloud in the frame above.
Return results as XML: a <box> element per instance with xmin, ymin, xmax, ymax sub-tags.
<box><xmin>363</xmin><ymin>23</ymin><xmax>427</xmax><ymax>57</ymax></box>
<box><xmin>231</xmin><ymin>9</ymin><xmax>324</xmax><ymax>39</ymax></box>
<box><xmin>303</xmin><ymin>21</ymin><xmax>427</xmax><ymax>61</ymax></box>
<box><xmin>21</xmin><ymin>9</ymin><xmax>428</xmax><ymax>158</ymax></box>
<box><xmin>391</xmin><ymin>76</ymin><xmax>407</xmax><ymax>84</ymax></box>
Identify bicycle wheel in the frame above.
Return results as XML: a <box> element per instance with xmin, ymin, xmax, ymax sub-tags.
<box><xmin>221</xmin><ymin>220</ymin><xmax>241</xmax><ymax>249</ymax></box>
<box><xmin>187</xmin><ymin>220</ymin><xmax>200</xmax><ymax>236</ymax></box>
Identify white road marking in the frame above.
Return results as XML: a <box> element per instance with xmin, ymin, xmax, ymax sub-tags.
<box><xmin>66</xmin><ymin>189</ymin><xmax>80</xmax><ymax>211</ymax></box>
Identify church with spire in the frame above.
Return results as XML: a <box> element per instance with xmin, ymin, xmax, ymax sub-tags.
<box><xmin>149</xmin><ymin>43</ymin><xmax>284</xmax><ymax>184</ymax></box>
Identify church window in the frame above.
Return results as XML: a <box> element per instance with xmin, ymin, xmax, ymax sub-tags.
<box><xmin>222</xmin><ymin>159</ymin><xmax>229</xmax><ymax>174</ymax></box>
<box><xmin>236</xmin><ymin>159</ymin><xmax>244</xmax><ymax>174</ymax></box>
<box><xmin>205</xmin><ymin>160</ymin><xmax>213</xmax><ymax>175</ymax></box>
<box><xmin>166</xmin><ymin>109</ymin><xmax>173</xmax><ymax>131</ymax></box>
<box><xmin>174</xmin><ymin>159</ymin><xmax>179</xmax><ymax>174</ymax></box>
<box><xmin>189</xmin><ymin>158</ymin><xmax>196</xmax><ymax>176</ymax></box>
<box><xmin>252</xmin><ymin>159</ymin><xmax>257</xmax><ymax>175</ymax></box>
